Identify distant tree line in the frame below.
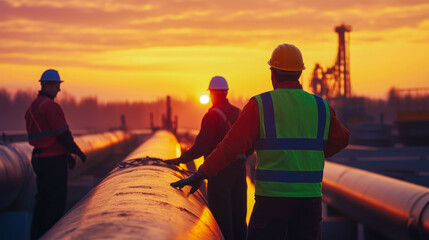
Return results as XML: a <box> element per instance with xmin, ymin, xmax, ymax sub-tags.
<box><xmin>0</xmin><ymin>88</ymin><xmax>248</xmax><ymax>133</ymax></box>
<box><xmin>5</xmin><ymin>87</ymin><xmax>423</xmax><ymax>134</ymax></box>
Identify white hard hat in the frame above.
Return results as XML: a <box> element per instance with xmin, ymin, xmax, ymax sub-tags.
<box><xmin>208</xmin><ymin>76</ymin><xmax>229</xmax><ymax>90</ymax></box>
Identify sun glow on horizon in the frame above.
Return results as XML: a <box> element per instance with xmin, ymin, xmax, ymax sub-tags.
<box><xmin>200</xmin><ymin>94</ymin><xmax>210</xmax><ymax>104</ymax></box>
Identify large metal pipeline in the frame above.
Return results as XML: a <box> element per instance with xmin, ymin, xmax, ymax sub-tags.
<box><xmin>0</xmin><ymin>142</ymin><xmax>33</xmax><ymax>211</ymax></box>
<box><xmin>0</xmin><ymin>130</ymin><xmax>132</xmax><ymax>211</ymax></box>
<box><xmin>70</xmin><ymin>130</ymin><xmax>133</xmax><ymax>177</ymax></box>
<box><xmin>323</xmin><ymin>161</ymin><xmax>429</xmax><ymax>240</ymax></box>
<box><xmin>42</xmin><ymin>130</ymin><xmax>224</xmax><ymax>240</ymax></box>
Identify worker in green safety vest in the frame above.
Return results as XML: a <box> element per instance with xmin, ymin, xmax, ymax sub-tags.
<box><xmin>171</xmin><ymin>43</ymin><xmax>350</xmax><ymax>240</ymax></box>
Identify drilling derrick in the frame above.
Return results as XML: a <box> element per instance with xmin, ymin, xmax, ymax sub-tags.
<box><xmin>336</xmin><ymin>24</ymin><xmax>352</xmax><ymax>98</ymax></box>
<box><xmin>311</xmin><ymin>24</ymin><xmax>352</xmax><ymax>100</ymax></box>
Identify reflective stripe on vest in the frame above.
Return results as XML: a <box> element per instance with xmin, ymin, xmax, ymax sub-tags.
<box><xmin>253</xmin><ymin>89</ymin><xmax>330</xmax><ymax>197</ymax></box>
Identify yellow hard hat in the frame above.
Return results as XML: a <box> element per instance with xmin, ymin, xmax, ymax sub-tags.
<box><xmin>268</xmin><ymin>44</ymin><xmax>305</xmax><ymax>71</ymax></box>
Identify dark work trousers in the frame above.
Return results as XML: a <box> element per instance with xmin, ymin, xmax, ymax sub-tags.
<box><xmin>31</xmin><ymin>154</ymin><xmax>68</xmax><ymax>240</ymax></box>
<box><xmin>247</xmin><ymin>196</ymin><xmax>322</xmax><ymax>240</ymax></box>
<box><xmin>208</xmin><ymin>159</ymin><xmax>247</xmax><ymax>240</ymax></box>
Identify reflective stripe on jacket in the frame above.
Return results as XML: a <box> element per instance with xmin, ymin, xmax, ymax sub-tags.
<box><xmin>253</xmin><ymin>88</ymin><xmax>331</xmax><ymax>197</ymax></box>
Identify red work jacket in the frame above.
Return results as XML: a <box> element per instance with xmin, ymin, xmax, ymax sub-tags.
<box><xmin>199</xmin><ymin>81</ymin><xmax>350</xmax><ymax>177</ymax></box>
<box><xmin>25</xmin><ymin>93</ymin><xmax>69</xmax><ymax>157</ymax></box>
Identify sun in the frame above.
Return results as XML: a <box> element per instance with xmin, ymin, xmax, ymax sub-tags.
<box><xmin>200</xmin><ymin>95</ymin><xmax>210</xmax><ymax>104</ymax></box>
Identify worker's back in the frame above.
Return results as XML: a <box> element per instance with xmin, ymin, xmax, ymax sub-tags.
<box><xmin>253</xmin><ymin>88</ymin><xmax>331</xmax><ymax>197</ymax></box>
<box><xmin>204</xmin><ymin>99</ymin><xmax>241</xmax><ymax>158</ymax></box>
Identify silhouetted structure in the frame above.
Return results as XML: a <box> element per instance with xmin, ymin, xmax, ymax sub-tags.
<box><xmin>150</xmin><ymin>113</ymin><xmax>160</xmax><ymax>132</ymax></box>
<box><xmin>309</xmin><ymin>24</ymin><xmax>368</xmax><ymax>129</ymax></box>
<box><xmin>1</xmin><ymin>133</ymin><xmax>6</xmax><ymax>144</ymax></box>
<box><xmin>151</xmin><ymin>96</ymin><xmax>178</xmax><ymax>134</ymax></box>
<box><xmin>310</xmin><ymin>24</ymin><xmax>352</xmax><ymax>100</ymax></box>
<box><xmin>389</xmin><ymin>87</ymin><xmax>429</xmax><ymax>145</ymax></box>
<box><xmin>120</xmin><ymin>114</ymin><xmax>128</xmax><ymax>131</ymax></box>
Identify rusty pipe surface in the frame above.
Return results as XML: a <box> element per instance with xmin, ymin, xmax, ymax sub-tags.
<box><xmin>323</xmin><ymin>161</ymin><xmax>429</xmax><ymax>240</ymax></box>
<box><xmin>42</xmin><ymin>130</ymin><xmax>224</xmax><ymax>240</ymax></box>
<box><xmin>0</xmin><ymin>130</ymin><xmax>131</xmax><ymax>211</ymax></box>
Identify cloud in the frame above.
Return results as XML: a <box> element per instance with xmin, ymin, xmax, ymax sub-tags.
<box><xmin>1</xmin><ymin>0</ymin><xmax>428</xmax><ymax>68</ymax></box>
<box><xmin>3</xmin><ymin>0</ymin><xmax>158</xmax><ymax>12</ymax></box>
<box><xmin>0</xmin><ymin>55</ymin><xmax>166</xmax><ymax>71</ymax></box>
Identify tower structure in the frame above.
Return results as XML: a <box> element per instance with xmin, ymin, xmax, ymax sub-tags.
<box><xmin>336</xmin><ymin>24</ymin><xmax>352</xmax><ymax>99</ymax></box>
<box><xmin>311</xmin><ymin>24</ymin><xmax>352</xmax><ymax>100</ymax></box>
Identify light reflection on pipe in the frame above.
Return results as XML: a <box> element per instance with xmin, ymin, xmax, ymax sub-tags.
<box><xmin>0</xmin><ymin>130</ymin><xmax>131</xmax><ymax>211</ymax></box>
<box><xmin>323</xmin><ymin>161</ymin><xmax>429</xmax><ymax>240</ymax></box>
<box><xmin>42</xmin><ymin>130</ymin><xmax>224</xmax><ymax>240</ymax></box>
<box><xmin>182</xmin><ymin>206</ymin><xmax>217</xmax><ymax>240</ymax></box>
<box><xmin>246</xmin><ymin>177</ymin><xmax>255</xmax><ymax>225</ymax></box>
<box><xmin>193</xmin><ymin>156</ymin><xmax>204</xmax><ymax>169</ymax></box>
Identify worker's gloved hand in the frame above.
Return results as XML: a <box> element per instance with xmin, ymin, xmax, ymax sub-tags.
<box><xmin>164</xmin><ymin>158</ymin><xmax>182</xmax><ymax>166</ymax></box>
<box><xmin>67</xmin><ymin>154</ymin><xmax>76</xmax><ymax>170</ymax></box>
<box><xmin>170</xmin><ymin>169</ymin><xmax>208</xmax><ymax>194</ymax></box>
<box><xmin>77</xmin><ymin>151</ymin><xmax>86</xmax><ymax>163</ymax></box>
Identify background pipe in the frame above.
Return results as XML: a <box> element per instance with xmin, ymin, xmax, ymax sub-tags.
<box><xmin>0</xmin><ymin>142</ymin><xmax>33</xmax><ymax>211</ymax></box>
<box><xmin>323</xmin><ymin>161</ymin><xmax>429</xmax><ymax>240</ymax></box>
<box><xmin>0</xmin><ymin>130</ymin><xmax>132</xmax><ymax>212</ymax></box>
<box><xmin>42</xmin><ymin>130</ymin><xmax>224</xmax><ymax>240</ymax></box>
<box><xmin>69</xmin><ymin>130</ymin><xmax>132</xmax><ymax>177</ymax></box>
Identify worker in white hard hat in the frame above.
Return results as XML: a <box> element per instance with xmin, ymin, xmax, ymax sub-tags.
<box><xmin>25</xmin><ymin>69</ymin><xmax>86</xmax><ymax>240</ymax></box>
<box><xmin>165</xmin><ymin>76</ymin><xmax>250</xmax><ymax>240</ymax></box>
<box><xmin>171</xmin><ymin>44</ymin><xmax>350</xmax><ymax>240</ymax></box>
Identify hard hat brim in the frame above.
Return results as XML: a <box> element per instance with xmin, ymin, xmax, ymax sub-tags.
<box><xmin>207</xmin><ymin>88</ymin><xmax>229</xmax><ymax>91</ymax></box>
<box><xmin>268</xmin><ymin>60</ymin><xmax>306</xmax><ymax>71</ymax></box>
<box><xmin>39</xmin><ymin>80</ymin><xmax>64</xmax><ymax>83</ymax></box>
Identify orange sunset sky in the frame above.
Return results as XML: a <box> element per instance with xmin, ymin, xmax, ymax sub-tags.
<box><xmin>1</xmin><ymin>0</ymin><xmax>428</xmax><ymax>103</ymax></box>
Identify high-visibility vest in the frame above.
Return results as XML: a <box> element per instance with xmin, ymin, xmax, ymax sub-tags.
<box><xmin>253</xmin><ymin>88</ymin><xmax>331</xmax><ymax>197</ymax></box>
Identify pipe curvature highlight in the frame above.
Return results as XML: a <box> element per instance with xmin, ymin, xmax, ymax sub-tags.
<box><xmin>323</xmin><ymin>161</ymin><xmax>429</xmax><ymax>240</ymax></box>
<box><xmin>0</xmin><ymin>142</ymin><xmax>33</xmax><ymax>211</ymax></box>
<box><xmin>42</xmin><ymin>130</ymin><xmax>224</xmax><ymax>240</ymax></box>
<box><xmin>0</xmin><ymin>130</ymin><xmax>132</xmax><ymax>211</ymax></box>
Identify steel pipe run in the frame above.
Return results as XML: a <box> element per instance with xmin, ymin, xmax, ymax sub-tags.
<box><xmin>0</xmin><ymin>142</ymin><xmax>33</xmax><ymax>211</ymax></box>
<box><xmin>0</xmin><ymin>130</ymin><xmax>131</xmax><ymax>211</ymax></box>
<box><xmin>323</xmin><ymin>161</ymin><xmax>429</xmax><ymax>240</ymax></box>
<box><xmin>69</xmin><ymin>130</ymin><xmax>132</xmax><ymax>177</ymax></box>
<box><xmin>42</xmin><ymin>130</ymin><xmax>224</xmax><ymax>240</ymax></box>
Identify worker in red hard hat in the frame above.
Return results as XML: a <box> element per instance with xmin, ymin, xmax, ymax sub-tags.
<box><xmin>171</xmin><ymin>44</ymin><xmax>350</xmax><ymax>240</ymax></box>
<box><xmin>25</xmin><ymin>69</ymin><xmax>86</xmax><ymax>240</ymax></box>
<box><xmin>165</xmin><ymin>76</ymin><xmax>250</xmax><ymax>240</ymax></box>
